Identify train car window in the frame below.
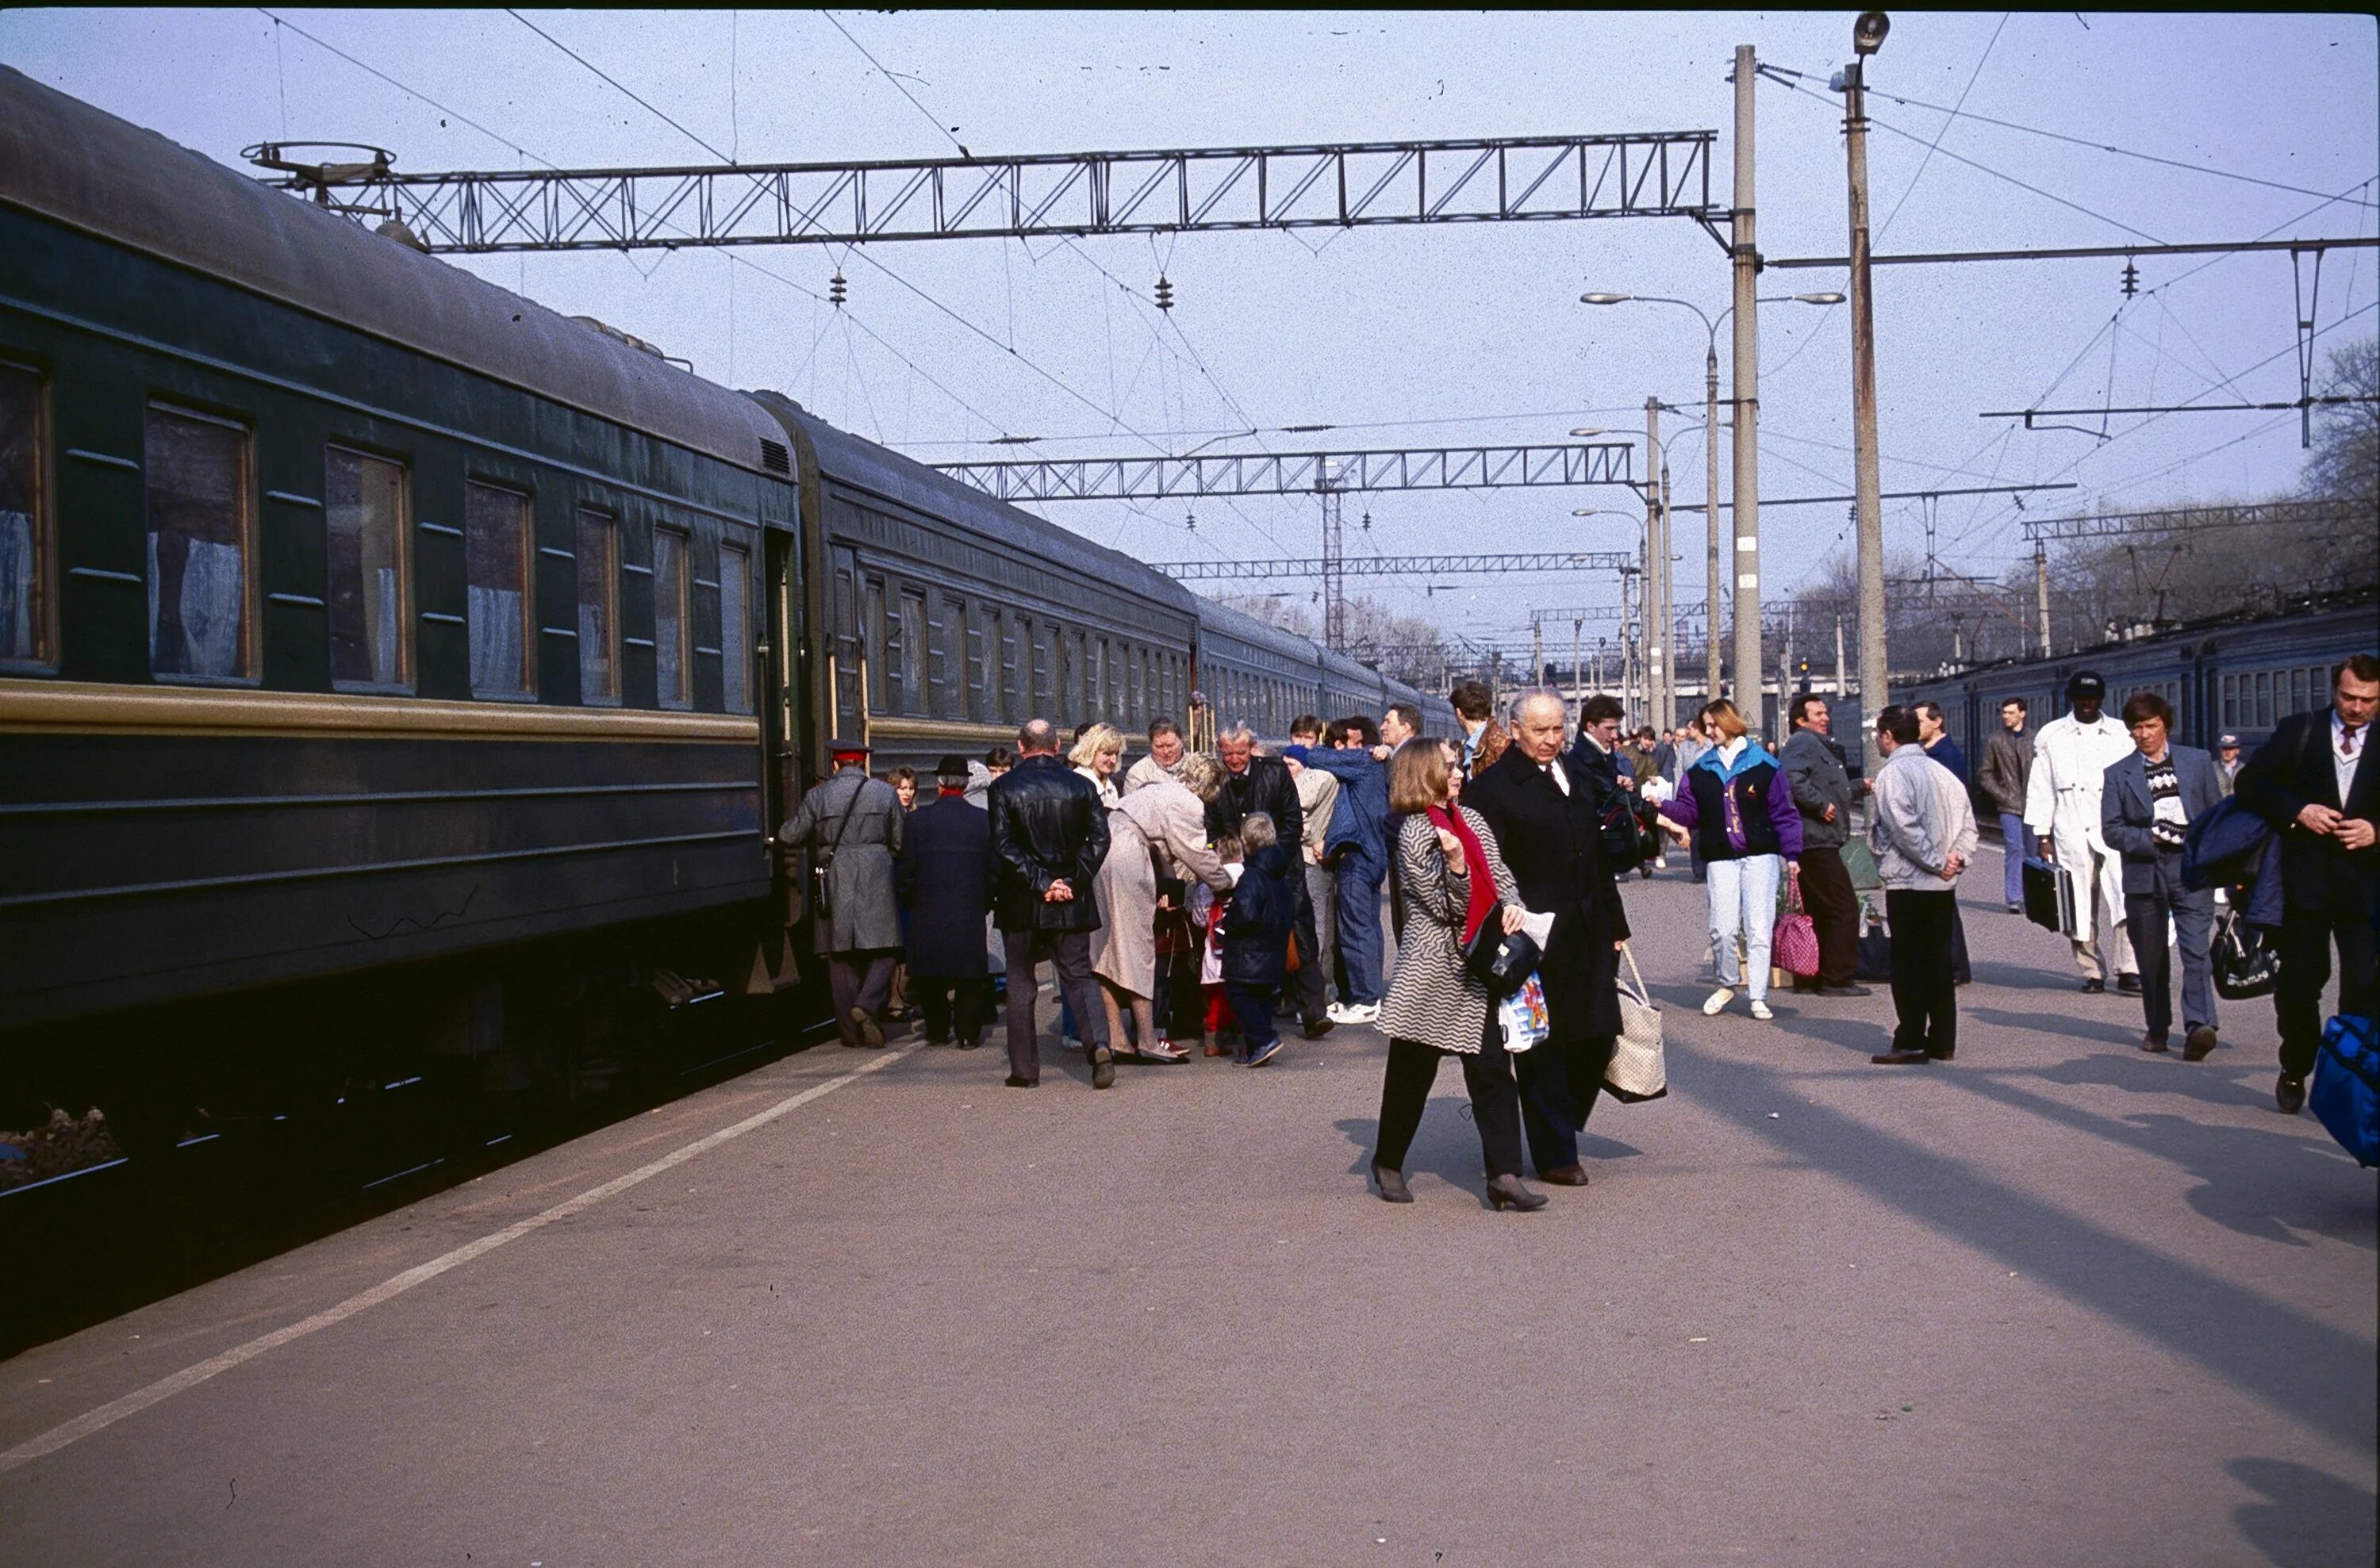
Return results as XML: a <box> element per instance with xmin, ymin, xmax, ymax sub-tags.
<box><xmin>0</xmin><ymin>362</ymin><xmax>49</xmax><ymax>668</ymax></box>
<box><xmin>998</xmin><ymin>612</ymin><xmax>1019</xmax><ymax>722</ymax></box>
<box><xmin>900</xmin><ymin>591</ymin><xmax>926</xmax><ymax>716</ymax></box>
<box><xmin>830</xmin><ymin>557</ymin><xmax>859</xmax><ymax>737</ymax></box>
<box><xmin>720</xmin><ymin>540</ymin><xmax>751</xmax><ymax>715</ymax></box>
<box><xmin>575</xmin><ymin>507</ymin><xmax>619</xmax><ymax>703</ymax></box>
<box><xmin>1031</xmin><ymin>622</ymin><xmax>1054</xmax><ymax>715</ymax></box>
<box><xmin>145</xmin><ymin>404</ymin><xmax>253</xmax><ymax>680</ymax></box>
<box><xmin>654</xmin><ymin>525</ymin><xmax>692</xmax><ymax>710</ymax></box>
<box><xmin>463</xmin><ymin>481</ymin><xmax>532</xmax><ymax>698</ymax></box>
<box><xmin>952</xmin><ymin>602</ymin><xmax>981</xmax><ymax>723</ymax></box>
<box><xmin>863</xmin><ymin>576</ymin><xmax>887</xmax><ymax>711</ymax></box>
<box><xmin>1065</xmin><ymin>629</ymin><xmax>1084</xmax><ymax>723</ymax></box>
<box><xmin>927</xmin><ymin>595</ymin><xmax>952</xmax><ymax>718</ymax></box>
<box><xmin>324</xmin><ymin>447</ymin><xmax>411</xmax><ymax>689</ymax></box>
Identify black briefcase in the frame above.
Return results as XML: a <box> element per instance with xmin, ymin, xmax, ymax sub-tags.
<box><xmin>2021</xmin><ymin>857</ymin><xmax>2070</xmax><ymax>934</ymax></box>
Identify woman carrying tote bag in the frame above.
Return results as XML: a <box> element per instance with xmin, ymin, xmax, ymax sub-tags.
<box><xmin>1371</xmin><ymin>737</ymin><xmax>1546</xmax><ymax>1213</ymax></box>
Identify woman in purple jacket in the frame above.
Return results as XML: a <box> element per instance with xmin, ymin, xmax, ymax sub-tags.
<box><xmin>1656</xmin><ymin>700</ymin><xmax>1805</xmax><ymax>1020</ymax></box>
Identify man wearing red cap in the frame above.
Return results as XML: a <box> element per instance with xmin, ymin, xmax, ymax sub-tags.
<box><xmin>781</xmin><ymin>738</ymin><xmax>907</xmax><ymax>1047</ymax></box>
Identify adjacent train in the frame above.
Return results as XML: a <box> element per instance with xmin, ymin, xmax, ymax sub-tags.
<box><xmin>0</xmin><ymin>70</ymin><xmax>1446</xmax><ymax>1148</ymax></box>
<box><xmin>1894</xmin><ymin>590</ymin><xmax>2378</xmax><ymax>764</ymax></box>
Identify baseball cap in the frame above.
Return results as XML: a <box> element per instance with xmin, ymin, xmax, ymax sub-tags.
<box><xmin>2218</xmin><ymin>733</ymin><xmax>2241</xmax><ymax>748</ymax></box>
<box><xmin>2067</xmin><ymin>671</ymin><xmax>2106</xmax><ymax>700</ymax></box>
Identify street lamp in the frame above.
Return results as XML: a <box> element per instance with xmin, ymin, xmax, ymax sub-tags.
<box><xmin>1837</xmin><ymin>10</ymin><xmax>1891</xmax><ymax>742</ymax></box>
<box><xmin>1580</xmin><ymin>289</ymin><xmax>1839</xmax><ymax>717</ymax></box>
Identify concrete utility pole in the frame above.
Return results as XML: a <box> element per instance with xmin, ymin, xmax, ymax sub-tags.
<box><xmin>1619</xmin><ymin>567</ymin><xmax>1638</xmax><ymax>719</ymax></box>
<box><xmin>1532</xmin><ymin>619</ymin><xmax>1545</xmax><ymax>688</ymax></box>
<box><xmin>1644</xmin><ymin>397</ymin><xmax>1666</xmax><ymax>730</ymax></box>
<box><xmin>2034</xmin><ymin>541</ymin><xmax>2055</xmax><ymax>657</ymax></box>
<box><xmin>1572</xmin><ymin>617</ymin><xmax>1584</xmax><ymax>701</ymax></box>
<box><xmin>1834</xmin><ymin>613</ymin><xmax>1847</xmax><ymax>700</ymax></box>
<box><xmin>1730</xmin><ymin>43</ymin><xmax>1764</xmax><ymax>734</ymax></box>
<box><xmin>1842</xmin><ymin>14</ymin><xmax>1891</xmax><ymax>719</ymax></box>
<box><xmin>1704</xmin><ymin>339</ymin><xmax>1724</xmax><ymax>704</ymax></box>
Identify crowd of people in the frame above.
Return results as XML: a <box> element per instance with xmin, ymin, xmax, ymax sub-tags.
<box><xmin>777</xmin><ymin>652</ymin><xmax>2378</xmax><ymax>1209</ymax></box>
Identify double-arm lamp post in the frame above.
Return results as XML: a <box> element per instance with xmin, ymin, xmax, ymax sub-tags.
<box><xmin>1580</xmin><ymin>290</ymin><xmax>1841</xmax><ymax>721</ymax></box>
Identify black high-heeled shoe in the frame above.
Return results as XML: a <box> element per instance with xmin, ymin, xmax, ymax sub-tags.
<box><xmin>1486</xmin><ymin>1175</ymin><xmax>1548</xmax><ymax>1212</ymax></box>
<box><xmin>1371</xmin><ymin>1163</ymin><xmax>1414</xmax><ymax>1203</ymax></box>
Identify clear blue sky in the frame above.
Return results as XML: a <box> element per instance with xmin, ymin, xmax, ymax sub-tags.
<box><xmin>6</xmin><ymin>10</ymin><xmax>2373</xmax><ymax>643</ymax></box>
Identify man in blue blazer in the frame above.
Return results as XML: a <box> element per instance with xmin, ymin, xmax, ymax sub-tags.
<box><xmin>2102</xmin><ymin>691</ymin><xmax>2226</xmax><ymax>1059</ymax></box>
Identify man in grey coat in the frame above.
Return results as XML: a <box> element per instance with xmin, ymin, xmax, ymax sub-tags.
<box><xmin>1869</xmin><ymin>705</ymin><xmax>1978</xmax><ymax>1066</ymax></box>
<box><xmin>780</xmin><ymin>738</ymin><xmax>907</xmax><ymax>1048</ymax></box>
<box><xmin>1976</xmin><ymin>697</ymin><xmax>2036</xmax><ymax>912</ymax></box>
<box><xmin>1780</xmin><ymin>694</ymin><xmax>1868</xmax><ymax>996</ymax></box>
<box><xmin>2102</xmin><ymin>691</ymin><xmax>2225</xmax><ymax>1059</ymax></box>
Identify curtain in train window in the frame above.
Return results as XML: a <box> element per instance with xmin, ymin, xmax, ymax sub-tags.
<box><xmin>955</xmin><ymin>600</ymin><xmax>980</xmax><ymax>721</ymax></box>
<box><xmin>0</xmin><ymin>363</ymin><xmax>47</xmax><ymax>665</ymax></box>
<box><xmin>654</xmin><ymin>526</ymin><xmax>692</xmax><ymax>710</ymax></box>
<box><xmin>324</xmin><ymin>447</ymin><xmax>409</xmax><ymax>688</ymax></box>
<box><xmin>720</xmin><ymin>541</ymin><xmax>751</xmax><ymax>715</ymax></box>
<box><xmin>1031</xmin><ymin>623</ymin><xmax>1054</xmax><ymax>714</ymax></box>
<box><xmin>899</xmin><ymin>591</ymin><xmax>926</xmax><ymax>716</ymax></box>
<box><xmin>145</xmin><ymin>405</ymin><xmax>251</xmax><ymax>680</ymax></box>
<box><xmin>927</xmin><ymin>594</ymin><xmax>951</xmax><ymax>717</ymax></box>
<box><xmin>999</xmin><ymin>613</ymin><xmax>1020</xmax><ymax>721</ymax></box>
<box><xmin>576</xmin><ymin>508</ymin><xmax>619</xmax><ymax>702</ymax></box>
<box><xmin>464</xmin><ymin>481</ymin><xmax>532</xmax><ymax>697</ymax></box>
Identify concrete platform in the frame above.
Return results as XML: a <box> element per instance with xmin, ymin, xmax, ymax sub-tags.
<box><xmin>3</xmin><ymin>863</ymin><xmax>2372</xmax><ymax>1565</ymax></box>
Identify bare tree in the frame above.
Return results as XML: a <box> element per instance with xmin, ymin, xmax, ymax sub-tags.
<box><xmin>2302</xmin><ymin>335</ymin><xmax>2378</xmax><ymax>509</ymax></box>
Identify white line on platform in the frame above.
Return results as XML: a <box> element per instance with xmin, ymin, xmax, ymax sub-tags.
<box><xmin>0</xmin><ymin>1044</ymin><xmax>920</xmax><ymax>1475</ymax></box>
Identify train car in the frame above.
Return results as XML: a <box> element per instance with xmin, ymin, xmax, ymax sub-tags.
<box><xmin>1384</xmin><ymin>673</ymin><xmax>1457</xmax><ymax>738</ymax></box>
<box><xmin>1185</xmin><ymin>592</ymin><xmax>1322</xmax><ymax>747</ymax></box>
<box><xmin>762</xmin><ymin>397</ymin><xmax>1200</xmax><ymax>776</ymax></box>
<box><xmin>1319</xmin><ymin>648</ymin><xmax>1390</xmax><ymax>730</ymax></box>
<box><xmin>0</xmin><ymin>70</ymin><xmax>808</xmax><ymax>1145</ymax></box>
<box><xmin>1894</xmin><ymin>590</ymin><xmax>2376</xmax><ymax>769</ymax></box>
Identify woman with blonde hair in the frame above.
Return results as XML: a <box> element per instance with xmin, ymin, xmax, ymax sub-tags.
<box><xmin>1656</xmin><ymin>699</ymin><xmax>1803</xmax><ymax>1020</ymax></box>
<box><xmin>1069</xmin><ymin>723</ymin><xmax>1126</xmax><ymax>808</ymax></box>
<box><xmin>1370</xmin><ymin>737</ymin><xmax>1544</xmax><ymax>1212</ymax></box>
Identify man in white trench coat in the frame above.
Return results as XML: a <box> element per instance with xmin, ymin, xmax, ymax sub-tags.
<box><xmin>2025</xmin><ymin>670</ymin><xmax>2140</xmax><ymax>993</ymax></box>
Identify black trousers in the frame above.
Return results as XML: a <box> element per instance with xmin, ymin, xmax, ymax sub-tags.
<box><xmin>827</xmin><ymin>949</ymin><xmax>900</xmax><ymax>1046</ymax></box>
<box><xmin>1514</xmin><ymin>1033</ymin><xmax>1611</xmax><ymax>1175</ymax></box>
<box><xmin>1288</xmin><ymin>867</ymin><xmax>1331</xmax><ymax>1025</ymax></box>
<box><xmin>913</xmin><ymin>975</ymin><xmax>991</xmax><ymax>1045</ymax></box>
<box><xmin>2274</xmin><ymin>899</ymin><xmax>2378</xmax><ymax>1080</ymax></box>
<box><xmin>1002</xmin><ymin>929</ymin><xmax>1105</xmax><ymax>1082</ymax></box>
<box><xmin>1950</xmin><ymin>899</ymin><xmax>1973</xmax><ymax>986</ymax></box>
<box><xmin>1374</xmin><ymin>1034</ymin><xmax>1525</xmax><ymax>1179</ymax></box>
<box><xmin>1798</xmin><ymin>845</ymin><xmax>1860</xmax><ymax>988</ymax></box>
<box><xmin>1885</xmin><ymin>890</ymin><xmax>1958</xmax><ymax>1055</ymax></box>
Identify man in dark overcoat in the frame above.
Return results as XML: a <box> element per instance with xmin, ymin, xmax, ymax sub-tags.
<box><xmin>780</xmin><ymin>738</ymin><xmax>905</xmax><ymax>1048</ymax></box>
<box><xmin>1207</xmin><ymin>723</ymin><xmax>1333</xmax><ymax>1037</ymax></box>
<box><xmin>898</xmin><ymin>755</ymin><xmax>996</xmax><ymax>1049</ymax></box>
<box><xmin>2235</xmin><ymin>653</ymin><xmax>2378</xmax><ymax>1114</ymax></box>
<box><xmin>988</xmin><ymin>719</ymin><xmax>1115</xmax><ymax>1089</ymax></box>
<box><xmin>1462</xmin><ymin>690</ymin><xmax>1632</xmax><ymax>1185</ymax></box>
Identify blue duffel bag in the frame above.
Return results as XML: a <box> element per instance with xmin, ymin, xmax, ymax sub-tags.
<box><xmin>2309</xmin><ymin>1014</ymin><xmax>2379</xmax><ymax>1168</ymax></box>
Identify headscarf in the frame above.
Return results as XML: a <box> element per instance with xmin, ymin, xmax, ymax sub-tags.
<box><xmin>1423</xmin><ymin>803</ymin><xmax>1499</xmax><ymax>945</ymax></box>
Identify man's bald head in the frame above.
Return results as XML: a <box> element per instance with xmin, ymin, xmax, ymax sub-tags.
<box><xmin>1017</xmin><ymin>719</ymin><xmax>1058</xmax><ymax>756</ymax></box>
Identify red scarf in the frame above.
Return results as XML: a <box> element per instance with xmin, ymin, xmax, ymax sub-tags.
<box><xmin>1426</xmin><ymin>804</ymin><xmax>1499</xmax><ymax>945</ymax></box>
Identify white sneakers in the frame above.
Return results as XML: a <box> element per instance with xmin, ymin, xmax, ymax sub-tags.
<box><xmin>1327</xmin><ymin>1002</ymin><xmax>1381</xmax><ymax>1026</ymax></box>
<box><xmin>1702</xmin><ymin>987</ymin><xmax>1776</xmax><ymax>1020</ymax></box>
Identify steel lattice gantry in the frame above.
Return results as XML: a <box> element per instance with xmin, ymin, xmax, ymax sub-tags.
<box><xmin>938</xmin><ymin>442</ymin><xmax>1636</xmax><ymax>501</ymax></box>
<box><xmin>1150</xmin><ymin>550</ymin><xmax>1635</xmax><ymax>581</ymax></box>
<box><xmin>2017</xmin><ymin>498</ymin><xmax>2368</xmax><ymax>542</ymax></box>
<box><xmin>262</xmin><ymin>132</ymin><xmax>1724</xmax><ymax>251</ymax></box>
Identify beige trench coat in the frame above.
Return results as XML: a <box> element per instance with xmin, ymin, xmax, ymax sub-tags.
<box><xmin>1091</xmin><ymin>779</ymin><xmax>1231</xmax><ymax>995</ymax></box>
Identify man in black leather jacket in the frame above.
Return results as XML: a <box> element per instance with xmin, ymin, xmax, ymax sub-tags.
<box><xmin>988</xmin><ymin>719</ymin><xmax>1115</xmax><ymax>1089</ymax></box>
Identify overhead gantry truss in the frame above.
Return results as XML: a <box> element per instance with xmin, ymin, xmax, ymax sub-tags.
<box><xmin>258</xmin><ymin>132</ymin><xmax>1725</xmax><ymax>252</ymax></box>
<box><xmin>2017</xmin><ymin>499</ymin><xmax>2369</xmax><ymax>542</ymax></box>
<box><xmin>938</xmin><ymin>442</ymin><xmax>1636</xmax><ymax>502</ymax></box>
<box><xmin>1152</xmin><ymin>551</ymin><xmax>1635</xmax><ymax>581</ymax></box>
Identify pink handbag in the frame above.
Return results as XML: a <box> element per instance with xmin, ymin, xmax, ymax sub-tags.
<box><xmin>1773</xmin><ymin>863</ymin><xmax>1821</xmax><ymax>978</ymax></box>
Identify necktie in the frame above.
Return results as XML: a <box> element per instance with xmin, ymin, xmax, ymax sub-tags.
<box><xmin>2344</xmin><ymin>726</ymin><xmax>2360</xmax><ymax>758</ymax></box>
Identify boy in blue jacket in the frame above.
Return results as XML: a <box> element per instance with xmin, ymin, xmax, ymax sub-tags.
<box><xmin>1221</xmin><ymin>813</ymin><xmax>1298</xmax><ymax>1066</ymax></box>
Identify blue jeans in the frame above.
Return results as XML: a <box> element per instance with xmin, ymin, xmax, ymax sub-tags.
<box><xmin>1333</xmin><ymin>849</ymin><xmax>1387</xmax><ymax>1005</ymax></box>
<box><xmin>1706</xmin><ymin>853</ymin><xmax>1783</xmax><ymax>1001</ymax></box>
<box><xmin>1998</xmin><ymin>812</ymin><xmax>2033</xmax><ymax>907</ymax></box>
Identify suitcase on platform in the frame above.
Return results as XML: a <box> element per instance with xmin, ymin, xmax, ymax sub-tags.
<box><xmin>2021</xmin><ymin>857</ymin><xmax>2072</xmax><ymax>934</ymax></box>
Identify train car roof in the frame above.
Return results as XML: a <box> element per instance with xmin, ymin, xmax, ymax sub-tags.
<box><xmin>0</xmin><ymin>67</ymin><xmax>786</xmax><ymax>473</ymax></box>
<box><xmin>769</xmin><ymin>399</ymin><xmax>1200</xmax><ymax>620</ymax></box>
<box><xmin>1188</xmin><ymin>592</ymin><xmax>1326</xmax><ymax>666</ymax></box>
